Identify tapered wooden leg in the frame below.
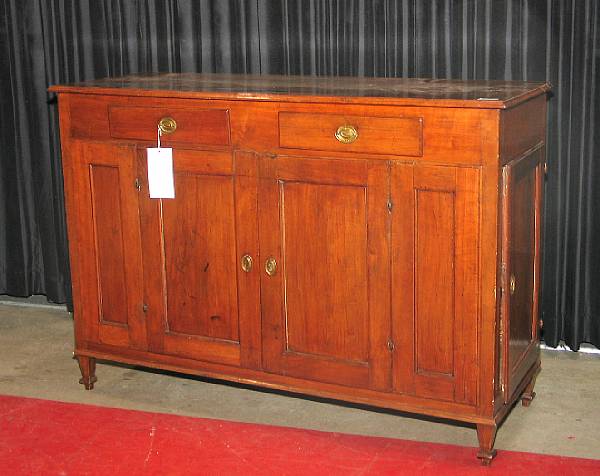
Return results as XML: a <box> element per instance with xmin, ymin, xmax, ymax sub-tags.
<box><xmin>521</xmin><ymin>369</ymin><xmax>539</xmax><ymax>407</ymax></box>
<box><xmin>77</xmin><ymin>356</ymin><xmax>98</xmax><ymax>390</ymax></box>
<box><xmin>476</xmin><ymin>423</ymin><xmax>497</xmax><ymax>466</ymax></box>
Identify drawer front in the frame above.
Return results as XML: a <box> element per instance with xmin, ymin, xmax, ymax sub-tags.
<box><xmin>108</xmin><ymin>105</ymin><xmax>230</xmax><ymax>146</ymax></box>
<box><xmin>279</xmin><ymin>112</ymin><xmax>423</xmax><ymax>157</ymax></box>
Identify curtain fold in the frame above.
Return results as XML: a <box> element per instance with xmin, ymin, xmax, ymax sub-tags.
<box><xmin>1</xmin><ymin>0</ymin><xmax>70</xmax><ymax>302</ymax></box>
<box><xmin>1</xmin><ymin>0</ymin><xmax>598</xmax><ymax>349</ymax></box>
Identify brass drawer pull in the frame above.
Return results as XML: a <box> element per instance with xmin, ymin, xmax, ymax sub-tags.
<box><xmin>509</xmin><ymin>274</ymin><xmax>516</xmax><ymax>295</ymax></box>
<box><xmin>265</xmin><ymin>257</ymin><xmax>277</xmax><ymax>276</ymax></box>
<box><xmin>241</xmin><ymin>254</ymin><xmax>253</xmax><ymax>273</ymax></box>
<box><xmin>335</xmin><ymin>124</ymin><xmax>358</xmax><ymax>144</ymax></box>
<box><xmin>158</xmin><ymin>116</ymin><xmax>177</xmax><ymax>135</ymax></box>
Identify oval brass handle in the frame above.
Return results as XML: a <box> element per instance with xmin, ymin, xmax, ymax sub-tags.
<box><xmin>509</xmin><ymin>274</ymin><xmax>516</xmax><ymax>295</ymax></box>
<box><xmin>158</xmin><ymin>116</ymin><xmax>177</xmax><ymax>135</ymax></box>
<box><xmin>334</xmin><ymin>125</ymin><xmax>358</xmax><ymax>144</ymax></box>
<box><xmin>265</xmin><ymin>257</ymin><xmax>277</xmax><ymax>276</ymax></box>
<box><xmin>241</xmin><ymin>254</ymin><xmax>253</xmax><ymax>273</ymax></box>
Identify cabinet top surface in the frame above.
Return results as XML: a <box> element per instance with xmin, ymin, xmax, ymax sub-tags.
<box><xmin>50</xmin><ymin>73</ymin><xmax>549</xmax><ymax>109</ymax></box>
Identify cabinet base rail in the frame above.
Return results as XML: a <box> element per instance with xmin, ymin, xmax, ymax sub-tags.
<box><xmin>75</xmin><ymin>352</ymin><xmax>540</xmax><ymax>466</ymax></box>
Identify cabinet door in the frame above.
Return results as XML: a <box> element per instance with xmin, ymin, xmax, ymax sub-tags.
<box><xmin>74</xmin><ymin>141</ymin><xmax>147</xmax><ymax>350</ymax></box>
<box><xmin>260</xmin><ymin>155</ymin><xmax>391</xmax><ymax>391</ymax></box>
<box><xmin>139</xmin><ymin>150</ymin><xmax>260</xmax><ymax>368</ymax></box>
<box><xmin>392</xmin><ymin>164</ymin><xmax>479</xmax><ymax>405</ymax></box>
<box><xmin>500</xmin><ymin>150</ymin><xmax>543</xmax><ymax>402</ymax></box>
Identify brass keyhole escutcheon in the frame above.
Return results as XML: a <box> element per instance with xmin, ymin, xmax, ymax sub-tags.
<box><xmin>158</xmin><ymin>116</ymin><xmax>177</xmax><ymax>135</ymax></box>
<box><xmin>509</xmin><ymin>274</ymin><xmax>516</xmax><ymax>295</ymax></box>
<box><xmin>241</xmin><ymin>254</ymin><xmax>253</xmax><ymax>273</ymax></box>
<box><xmin>265</xmin><ymin>257</ymin><xmax>277</xmax><ymax>276</ymax></box>
<box><xmin>241</xmin><ymin>255</ymin><xmax>253</xmax><ymax>273</ymax></box>
<box><xmin>334</xmin><ymin>124</ymin><xmax>358</xmax><ymax>144</ymax></box>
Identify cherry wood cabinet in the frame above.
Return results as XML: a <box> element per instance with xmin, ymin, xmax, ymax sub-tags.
<box><xmin>51</xmin><ymin>74</ymin><xmax>549</xmax><ymax>464</ymax></box>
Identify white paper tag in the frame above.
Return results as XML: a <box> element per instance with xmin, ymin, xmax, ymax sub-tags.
<box><xmin>147</xmin><ymin>148</ymin><xmax>175</xmax><ymax>199</ymax></box>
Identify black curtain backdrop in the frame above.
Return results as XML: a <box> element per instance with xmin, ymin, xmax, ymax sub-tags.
<box><xmin>0</xmin><ymin>1</ymin><xmax>598</xmax><ymax>350</ymax></box>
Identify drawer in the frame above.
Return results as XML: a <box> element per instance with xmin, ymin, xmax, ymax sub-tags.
<box><xmin>279</xmin><ymin>112</ymin><xmax>423</xmax><ymax>157</ymax></box>
<box><xmin>108</xmin><ymin>105</ymin><xmax>230</xmax><ymax>146</ymax></box>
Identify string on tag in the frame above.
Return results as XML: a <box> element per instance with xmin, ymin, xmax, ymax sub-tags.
<box><xmin>157</xmin><ymin>125</ymin><xmax>162</xmax><ymax>149</ymax></box>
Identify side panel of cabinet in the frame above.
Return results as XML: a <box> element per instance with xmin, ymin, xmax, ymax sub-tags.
<box><xmin>500</xmin><ymin>149</ymin><xmax>543</xmax><ymax>402</ymax></box>
<box><xmin>73</xmin><ymin>141</ymin><xmax>147</xmax><ymax>350</ymax></box>
<box><xmin>392</xmin><ymin>164</ymin><xmax>479</xmax><ymax>405</ymax></box>
<box><xmin>259</xmin><ymin>155</ymin><xmax>391</xmax><ymax>390</ymax></box>
<box><xmin>139</xmin><ymin>149</ymin><xmax>260</xmax><ymax>368</ymax></box>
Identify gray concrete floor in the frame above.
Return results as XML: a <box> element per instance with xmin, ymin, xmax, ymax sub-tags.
<box><xmin>1</xmin><ymin>303</ymin><xmax>599</xmax><ymax>460</ymax></box>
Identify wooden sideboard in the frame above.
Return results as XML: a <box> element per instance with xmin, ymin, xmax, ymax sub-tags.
<box><xmin>50</xmin><ymin>74</ymin><xmax>549</xmax><ymax>464</ymax></box>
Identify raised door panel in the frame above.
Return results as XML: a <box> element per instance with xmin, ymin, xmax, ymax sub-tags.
<box><xmin>139</xmin><ymin>149</ymin><xmax>260</xmax><ymax>368</ymax></box>
<box><xmin>501</xmin><ymin>149</ymin><xmax>543</xmax><ymax>402</ymax></box>
<box><xmin>74</xmin><ymin>141</ymin><xmax>147</xmax><ymax>350</ymax></box>
<box><xmin>260</xmin><ymin>155</ymin><xmax>391</xmax><ymax>390</ymax></box>
<box><xmin>392</xmin><ymin>164</ymin><xmax>479</xmax><ymax>405</ymax></box>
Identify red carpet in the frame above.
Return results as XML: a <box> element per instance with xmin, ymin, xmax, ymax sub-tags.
<box><xmin>0</xmin><ymin>394</ymin><xmax>598</xmax><ymax>475</ymax></box>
